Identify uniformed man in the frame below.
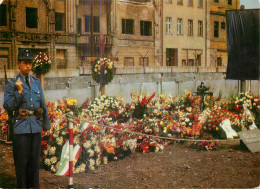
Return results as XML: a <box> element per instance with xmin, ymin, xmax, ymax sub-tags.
<box><xmin>3</xmin><ymin>49</ymin><xmax>51</xmax><ymax>188</ymax></box>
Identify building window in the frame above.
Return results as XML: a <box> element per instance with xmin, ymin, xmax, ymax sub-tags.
<box><xmin>122</xmin><ymin>19</ymin><xmax>134</xmax><ymax>34</ymax></box>
<box><xmin>228</xmin><ymin>0</ymin><xmax>232</xmax><ymax>5</ymax></box>
<box><xmin>166</xmin><ymin>17</ymin><xmax>172</xmax><ymax>34</ymax></box>
<box><xmin>177</xmin><ymin>18</ymin><xmax>183</xmax><ymax>35</ymax></box>
<box><xmin>26</xmin><ymin>8</ymin><xmax>38</xmax><ymax>28</ymax></box>
<box><xmin>85</xmin><ymin>16</ymin><xmax>100</xmax><ymax>33</ymax></box>
<box><xmin>188</xmin><ymin>0</ymin><xmax>193</xmax><ymax>7</ymax></box>
<box><xmin>217</xmin><ymin>57</ymin><xmax>222</xmax><ymax>66</ymax></box>
<box><xmin>188</xmin><ymin>20</ymin><xmax>193</xmax><ymax>36</ymax></box>
<box><xmin>0</xmin><ymin>4</ymin><xmax>7</xmax><ymax>26</ymax></box>
<box><xmin>56</xmin><ymin>49</ymin><xmax>66</xmax><ymax>69</ymax></box>
<box><xmin>166</xmin><ymin>0</ymin><xmax>172</xmax><ymax>4</ymax></box>
<box><xmin>77</xmin><ymin>18</ymin><xmax>82</xmax><ymax>34</ymax></box>
<box><xmin>139</xmin><ymin>57</ymin><xmax>149</xmax><ymax>66</ymax></box>
<box><xmin>93</xmin><ymin>16</ymin><xmax>100</xmax><ymax>33</ymax></box>
<box><xmin>140</xmin><ymin>21</ymin><xmax>152</xmax><ymax>36</ymax></box>
<box><xmin>214</xmin><ymin>21</ymin><xmax>219</xmax><ymax>38</ymax></box>
<box><xmin>214</xmin><ymin>0</ymin><xmax>219</xmax><ymax>2</ymax></box>
<box><xmin>177</xmin><ymin>0</ymin><xmax>183</xmax><ymax>5</ymax></box>
<box><xmin>55</xmin><ymin>12</ymin><xmax>65</xmax><ymax>31</ymax></box>
<box><xmin>198</xmin><ymin>21</ymin><xmax>203</xmax><ymax>36</ymax></box>
<box><xmin>221</xmin><ymin>22</ymin><xmax>225</xmax><ymax>29</ymax></box>
<box><xmin>188</xmin><ymin>59</ymin><xmax>194</xmax><ymax>66</ymax></box>
<box><xmin>196</xmin><ymin>54</ymin><xmax>201</xmax><ymax>66</ymax></box>
<box><xmin>198</xmin><ymin>0</ymin><xmax>203</xmax><ymax>8</ymax></box>
<box><xmin>166</xmin><ymin>48</ymin><xmax>178</xmax><ymax>66</ymax></box>
<box><xmin>124</xmin><ymin>57</ymin><xmax>134</xmax><ymax>66</ymax></box>
<box><xmin>182</xmin><ymin>59</ymin><xmax>186</xmax><ymax>66</ymax></box>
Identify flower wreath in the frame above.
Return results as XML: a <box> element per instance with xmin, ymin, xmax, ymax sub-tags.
<box><xmin>33</xmin><ymin>52</ymin><xmax>52</xmax><ymax>75</ymax></box>
<box><xmin>91</xmin><ymin>57</ymin><xmax>115</xmax><ymax>85</ymax></box>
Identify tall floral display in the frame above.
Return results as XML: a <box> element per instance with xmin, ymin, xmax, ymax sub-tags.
<box><xmin>33</xmin><ymin>52</ymin><xmax>52</xmax><ymax>91</ymax></box>
<box><xmin>91</xmin><ymin>58</ymin><xmax>115</xmax><ymax>95</ymax></box>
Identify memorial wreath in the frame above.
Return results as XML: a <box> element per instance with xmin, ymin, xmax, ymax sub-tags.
<box><xmin>33</xmin><ymin>52</ymin><xmax>52</xmax><ymax>75</ymax></box>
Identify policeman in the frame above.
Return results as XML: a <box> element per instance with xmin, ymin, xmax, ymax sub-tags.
<box><xmin>4</xmin><ymin>49</ymin><xmax>51</xmax><ymax>188</ymax></box>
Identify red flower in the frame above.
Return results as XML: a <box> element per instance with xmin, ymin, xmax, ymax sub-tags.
<box><xmin>41</xmin><ymin>140</ymin><xmax>47</xmax><ymax>146</ymax></box>
<box><xmin>42</xmin><ymin>155</ymin><xmax>46</xmax><ymax>159</ymax></box>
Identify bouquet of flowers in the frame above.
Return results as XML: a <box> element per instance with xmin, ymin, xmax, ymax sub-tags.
<box><xmin>91</xmin><ymin>58</ymin><xmax>115</xmax><ymax>85</ymax></box>
<box><xmin>33</xmin><ymin>52</ymin><xmax>52</xmax><ymax>75</ymax></box>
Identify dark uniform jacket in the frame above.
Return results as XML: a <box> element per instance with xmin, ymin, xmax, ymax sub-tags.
<box><xmin>4</xmin><ymin>73</ymin><xmax>51</xmax><ymax>134</ymax></box>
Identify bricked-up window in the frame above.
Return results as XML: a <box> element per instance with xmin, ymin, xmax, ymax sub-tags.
<box><xmin>26</xmin><ymin>8</ymin><xmax>38</xmax><ymax>28</ymax></box>
<box><xmin>198</xmin><ymin>21</ymin><xmax>203</xmax><ymax>36</ymax></box>
<box><xmin>122</xmin><ymin>19</ymin><xmax>134</xmax><ymax>34</ymax></box>
<box><xmin>198</xmin><ymin>0</ymin><xmax>203</xmax><ymax>8</ymax></box>
<box><xmin>166</xmin><ymin>0</ymin><xmax>172</xmax><ymax>4</ymax></box>
<box><xmin>140</xmin><ymin>21</ymin><xmax>152</xmax><ymax>36</ymax></box>
<box><xmin>177</xmin><ymin>0</ymin><xmax>183</xmax><ymax>5</ymax></box>
<box><xmin>55</xmin><ymin>13</ymin><xmax>65</xmax><ymax>31</ymax></box>
<box><xmin>85</xmin><ymin>16</ymin><xmax>100</xmax><ymax>33</ymax></box>
<box><xmin>217</xmin><ymin>57</ymin><xmax>222</xmax><ymax>66</ymax></box>
<box><xmin>214</xmin><ymin>21</ymin><xmax>219</xmax><ymax>37</ymax></box>
<box><xmin>188</xmin><ymin>0</ymin><xmax>193</xmax><ymax>6</ymax></box>
<box><xmin>0</xmin><ymin>4</ymin><xmax>7</xmax><ymax>26</ymax></box>
<box><xmin>177</xmin><ymin>18</ymin><xmax>183</xmax><ymax>34</ymax></box>
<box><xmin>188</xmin><ymin>20</ymin><xmax>193</xmax><ymax>36</ymax></box>
<box><xmin>124</xmin><ymin>57</ymin><xmax>134</xmax><ymax>66</ymax></box>
<box><xmin>139</xmin><ymin>57</ymin><xmax>149</xmax><ymax>66</ymax></box>
<box><xmin>56</xmin><ymin>49</ymin><xmax>66</xmax><ymax>69</ymax></box>
<box><xmin>166</xmin><ymin>48</ymin><xmax>178</xmax><ymax>66</ymax></box>
<box><xmin>166</xmin><ymin>17</ymin><xmax>172</xmax><ymax>34</ymax></box>
<box><xmin>182</xmin><ymin>59</ymin><xmax>186</xmax><ymax>66</ymax></box>
<box><xmin>228</xmin><ymin>0</ymin><xmax>232</xmax><ymax>5</ymax></box>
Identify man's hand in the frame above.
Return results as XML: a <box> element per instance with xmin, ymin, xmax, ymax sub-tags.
<box><xmin>15</xmin><ymin>79</ymin><xmax>24</xmax><ymax>94</ymax></box>
<box><xmin>43</xmin><ymin>129</ymin><xmax>50</xmax><ymax>136</ymax></box>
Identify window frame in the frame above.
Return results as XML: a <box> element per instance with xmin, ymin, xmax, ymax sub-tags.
<box><xmin>198</xmin><ymin>0</ymin><xmax>203</xmax><ymax>8</ymax></box>
<box><xmin>26</xmin><ymin>7</ymin><xmax>38</xmax><ymax>28</ymax></box>
<box><xmin>177</xmin><ymin>0</ymin><xmax>183</xmax><ymax>5</ymax></box>
<box><xmin>122</xmin><ymin>19</ymin><xmax>135</xmax><ymax>35</ymax></box>
<box><xmin>166</xmin><ymin>17</ymin><xmax>172</xmax><ymax>34</ymax></box>
<box><xmin>198</xmin><ymin>20</ymin><xmax>203</xmax><ymax>37</ymax></box>
<box><xmin>188</xmin><ymin>19</ymin><xmax>193</xmax><ymax>36</ymax></box>
<box><xmin>177</xmin><ymin>18</ymin><xmax>183</xmax><ymax>35</ymax></box>
<box><xmin>188</xmin><ymin>0</ymin><xmax>193</xmax><ymax>7</ymax></box>
<box><xmin>0</xmin><ymin>4</ymin><xmax>7</xmax><ymax>27</ymax></box>
<box><xmin>140</xmin><ymin>20</ymin><xmax>152</xmax><ymax>36</ymax></box>
<box><xmin>124</xmin><ymin>57</ymin><xmax>134</xmax><ymax>67</ymax></box>
<box><xmin>214</xmin><ymin>21</ymin><xmax>219</xmax><ymax>38</ymax></box>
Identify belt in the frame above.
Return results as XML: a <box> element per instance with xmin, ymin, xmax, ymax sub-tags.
<box><xmin>28</xmin><ymin>110</ymin><xmax>35</xmax><ymax>116</ymax></box>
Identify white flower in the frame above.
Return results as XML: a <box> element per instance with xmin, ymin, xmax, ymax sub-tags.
<box><xmin>74</xmin><ymin>135</ymin><xmax>80</xmax><ymax>144</ymax></box>
<box><xmin>88</xmin><ymin>149</ymin><xmax>94</xmax><ymax>157</ymax></box>
<box><xmin>56</xmin><ymin>161</ymin><xmax>60</xmax><ymax>170</ymax></box>
<box><xmin>45</xmin><ymin>158</ymin><xmax>51</xmax><ymax>166</ymax></box>
<box><xmin>51</xmin><ymin>156</ymin><xmax>57</xmax><ymax>164</ymax></box>
<box><xmin>56</xmin><ymin>137</ymin><xmax>64</xmax><ymax>146</ymax></box>
<box><xmin>49</xmin><ymin>147</ymin><xmax>56</xmax><ymax>155</ymax></box>
<box><xmin>83</xmin><ymin>141</ymin><xmax>91</xmax><ymax>149</ymax></box>
<box><xmin>89</xmin><ymin>165</ymin><xmax>95</xmax><ymax>171</ymax></box>
<box><xmin>51</xmin><ymin>165</ymin><xmax>57</xmax><ymax>173</ymax></box>
<box><xmin>89</xmin><ymin>159</ymin><xmax>95</xmax><ymax>166</ymax></box>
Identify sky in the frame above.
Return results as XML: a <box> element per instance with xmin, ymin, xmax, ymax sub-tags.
<box><xmin>240</xmin><ymin>0</ymin><xmax>260</xmax><ymax>9</ymax></box>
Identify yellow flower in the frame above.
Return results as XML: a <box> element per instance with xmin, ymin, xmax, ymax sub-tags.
<box><xmin>216</xmin><ymin>127</ymin><xmax>219</xmax><ymax>131</ymax></box>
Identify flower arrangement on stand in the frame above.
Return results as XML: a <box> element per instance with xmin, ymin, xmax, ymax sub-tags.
<box><xmin>0</xmin><ymin>108</ymin><xmax>8</xmax><ymax>135</ymax></box>
<box><xmin>91</xmin><ymin>58</ymin><xmax>115</xmax><ymax>95</ymax></box>
<box><xmin>33</xmin><ymin>52</ymin><xmax>52</xmax><ymax>91</ymax></box>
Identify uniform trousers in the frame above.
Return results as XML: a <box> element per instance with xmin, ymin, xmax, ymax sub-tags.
<box><xmin>13</xmin><ymin>132</ymin><xmax>41</xmax><ymax>189</ymax></box>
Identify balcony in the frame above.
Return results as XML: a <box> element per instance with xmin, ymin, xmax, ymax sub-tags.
<box><xmin>77</xmin><ymin>34</ymin><xmax>112</xmax><ymax>46</ymax></box>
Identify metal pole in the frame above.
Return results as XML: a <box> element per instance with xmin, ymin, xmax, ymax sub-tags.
<box><xmin>68</xmin><ymin>112</ymin><xmax>74</xmax><ymax>188</ymax></box>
